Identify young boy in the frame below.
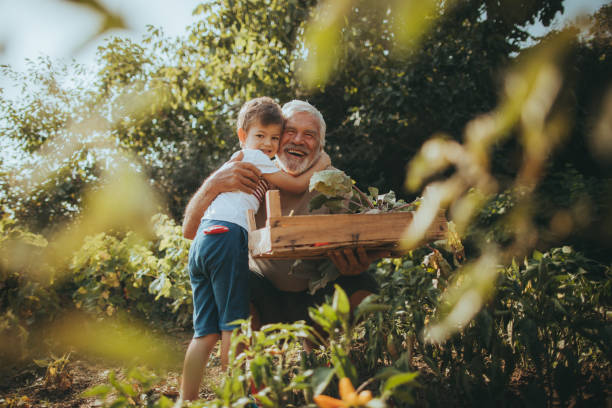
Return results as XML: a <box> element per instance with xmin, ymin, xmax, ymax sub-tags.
<box><xmin>180</xmin><ymin>97</ymin><xmax>330</xmax><ymax>401</ymax></box>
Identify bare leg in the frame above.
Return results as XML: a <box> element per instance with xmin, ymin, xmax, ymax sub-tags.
<box><xmin>180</xmin><ymin>333</ymin><xmax>220</xmax><ymax>401</ymax></box>
<box><xmin>302</xmin><ymin>338</ymin><xmax>313</xmax><ymax>353</ymax></box>
<box><xmin>220</xmin><ymin>330</ymin><xmax>247</xmax><ymax>370</ymax></box>
<box><xmin>250</xmin><ymin>303</ymin><xmax>261</xmax><ymax>331</ymax></box>
<box><xmin>220</xmin><ymin>330</ymin><xmax>232</xmax><ymax>370</ymax></box>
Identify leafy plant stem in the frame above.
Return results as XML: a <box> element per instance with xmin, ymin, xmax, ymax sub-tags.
<box><xmin>348</xmin><ymin>198</ymin><xmax>366</xmax><ymax>209</ymax></box>
<box><xmin>392</xmin><ymin>203</ymin><xmax>415</xmax><ymax>211</ymax></box>
<box><xmin>355</xmin><ymin>376</ymin><xmax>375</xmax><ymax>393</ymax></box>
<box><xmin>352</xmin><ymin>185</ymin><xmax>374</xmax><ymax>209</ymax></box>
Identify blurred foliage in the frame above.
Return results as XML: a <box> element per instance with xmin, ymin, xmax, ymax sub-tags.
<box><xmin>1</xmin><ymin>0</ymin><xmax>611</xmax><ymax>406</ymax></box>
<box><xmin>0</xmin><ymin>213</ymin><xmax>190</xmax><ymax>371</ymax></box>
<box><xmin>82</xmin><ymin>367</ymin><xmax>174</xmax><ymax>408</ymax></box>
<box><xmin>69</xmin><ymin>214</ymin><xmax>192</xmax><ymax>326</ymax></box>
<box><xmin>0</xmin><ymin>215</ymin><xmax>60</xmax><ymax>368</ymax></box>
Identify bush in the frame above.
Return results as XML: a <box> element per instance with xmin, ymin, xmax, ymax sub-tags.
<box><xmin>69</xmin><ymin>214</ymin><xmax>193</xmax><ymax>327</ymax></box>
<box><xmin>0</xmin><ymin>215</ymin><xmax>61</xmax><ymax>367</ymax></box>
<box><xmin>0</xmin><ymin>213</ymin><xmax>193</xmax><ymax>369</ymax></box>
<box><xmin>363</xmin><ymin>246</ymin><xmax>611</xmax><ymax>406</ymax></box>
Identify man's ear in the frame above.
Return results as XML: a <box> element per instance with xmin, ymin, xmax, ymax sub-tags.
<box><xmin>238</xmin><ymin>128</ymin><xmax>246</xmax><ymax>147</ymax></box>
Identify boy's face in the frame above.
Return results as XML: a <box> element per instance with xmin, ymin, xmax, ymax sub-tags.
<box><xmin>239</xmin><ymin>121</ymin><xmax>282</xmax><ymax>158</ymax></box>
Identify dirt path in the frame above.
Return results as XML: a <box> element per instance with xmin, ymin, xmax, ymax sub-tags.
<box><xmin>0</xmin><ymin>331</ymin><xmax>223</xmax><ymax>407</ymax></box>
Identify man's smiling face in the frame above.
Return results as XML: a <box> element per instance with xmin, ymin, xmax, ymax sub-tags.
<box><xmin>277</xmin><ymin>111</ymin><xmax>322</xmax><ymax>176</ymax></box>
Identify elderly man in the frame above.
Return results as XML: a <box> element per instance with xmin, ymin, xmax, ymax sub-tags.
<box><xmin>182</xmin><ymin>100</ymin><xmax>386</xmax><ymax>328</ymax></box>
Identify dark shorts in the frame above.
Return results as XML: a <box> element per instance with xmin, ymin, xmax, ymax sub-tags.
<box><xmin>249</xmin><ymin>270</ymin><xmax>379</xmax><ymax>326</ymax></box>
<box><xmin>188</xmin><ymin>219</ymin><xmax>249</xmax><ymax>337</ymax></box>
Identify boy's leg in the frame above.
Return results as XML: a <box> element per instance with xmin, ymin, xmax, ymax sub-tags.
<box><xmin>220</xmin><ymin>330</ymin><xmax>247</xmax><ymax>370</ymax></box>
<box><xmin>183</xmin><ymin>221</ymin><xmax>222</xmax><ymax>401</ymax></box>
<box><xmin>180</xmin><ymin>333</ymin><xmax>220</xmax><ymax>401</ymax></box>
<box><xmin>210</xmin><ymin>225</ymin><xmax>250</xmax><ymax>369</ymax></box>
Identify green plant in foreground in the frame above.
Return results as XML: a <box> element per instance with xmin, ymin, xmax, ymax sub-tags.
<box><xmin>362</xmin><ymin>245</ymin><xmax>611</xmax><ymax>406</ymax></box>
<box><xmin>82</xmin><ymin>367</ymin><xmax>173</xmax><ymax>408</ymax></box>
<box><xmin>209</xmin><ymin>319</ymin><xmax>320</xmax><ymax>407</ymax></box>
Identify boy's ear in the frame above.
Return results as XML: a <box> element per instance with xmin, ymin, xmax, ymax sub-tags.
<box><xmin>237</xmin><ymin>128</ymin><xmax>246</xmax><ymax>146</ymax></box>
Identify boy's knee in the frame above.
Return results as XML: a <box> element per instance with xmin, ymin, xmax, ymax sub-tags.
<box><xmin>193</xmin><ymin>333</ymin><xmax>220</xmax><ymax>346</ymax></box>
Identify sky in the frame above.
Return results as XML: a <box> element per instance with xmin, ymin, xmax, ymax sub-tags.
<box><xmin>0</xmin><ymin>0</ymin><xmax>203</xmax><ymax>73</ymax></box>
<box><xmin>0</xmin><ymin>0</ymin><xmax>608</xmax><ymax>75</ymax></box>
<box><xmin>1</xmin><ymin>0</ymin><xmax>610</xmax><ymax>69</ymax></box>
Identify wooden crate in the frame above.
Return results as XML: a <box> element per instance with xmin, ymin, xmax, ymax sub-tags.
<box><xmin>248</xmin><ymin>190</ymin><xmax>448</xmax><ymax>259</ymax></box>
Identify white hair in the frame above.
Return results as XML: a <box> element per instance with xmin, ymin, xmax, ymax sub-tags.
<box><xmin>281</xmin><ymin>100</ymin><xmax>326</xmax><ymax>147</ymax></box>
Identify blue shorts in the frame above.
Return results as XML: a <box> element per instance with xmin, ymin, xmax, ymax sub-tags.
<box><xmin>188</xmin><ymin>219</ymin><xmax>249</xmax><ymax>337</ymax></box>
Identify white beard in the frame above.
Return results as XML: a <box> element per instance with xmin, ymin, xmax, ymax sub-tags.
<box><xmin>277</xmin><ymin>149</ymin><xmax>321</xmax><ymax>176</ymax></box>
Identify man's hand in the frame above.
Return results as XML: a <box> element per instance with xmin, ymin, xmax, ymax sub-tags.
<box><xmin>328</xmin><ymin>247</ymin><xmax>390</xmax><ymax>276</ymax></box>
<box><xmin>182</xmin><ymin>151</ymin><xmax>262</xmax><ymax>239</ymax></box>
<box><xmin>210</xmin><ymin>151</ymin><xmax>262</xmax><ymax>195</ymax></box>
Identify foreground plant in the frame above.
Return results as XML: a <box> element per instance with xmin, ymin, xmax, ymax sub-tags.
<box><xmin>314</xmin><ymin>377</ymin><xmax>373</xmax><ymax>408</ymax></box>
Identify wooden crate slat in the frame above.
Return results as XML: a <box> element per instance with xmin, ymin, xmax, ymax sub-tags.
<box><xmin>268</xmin><ymin>212</ymin><xmax>413</xmax><ymax>246</ymax></box>
<box><xmin>253</xmin><ymin>240</ymin><xmax>402</xmax><ymax>259</ymax></box>
<box><xmin>249</xmin><ymin>190</ymin><xmax>448</xmax><ymax>259</ymax></box>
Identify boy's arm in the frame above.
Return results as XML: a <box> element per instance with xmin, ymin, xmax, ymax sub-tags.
<box><xmin>263</xmin><ymin>152</ymin><xmax>331</xmax><ymax>194</ymax></box>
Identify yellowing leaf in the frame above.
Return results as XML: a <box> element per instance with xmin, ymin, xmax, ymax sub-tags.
<box><xmin>309</xmin><ymin>169</ymin><xmax>353</xmax><ymax>198</ymax></box>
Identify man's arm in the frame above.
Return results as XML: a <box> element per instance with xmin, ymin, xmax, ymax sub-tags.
<box><xmin>182</xmin><ymin>152</ymin><xmax>262</xmax><ymax>239</ymax></box>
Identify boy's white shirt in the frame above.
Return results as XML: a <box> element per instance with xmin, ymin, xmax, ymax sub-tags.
<box><xmin>202</xmin><ymin>148</ymin><xmax>279</xmax><ymax>230</ymax></box>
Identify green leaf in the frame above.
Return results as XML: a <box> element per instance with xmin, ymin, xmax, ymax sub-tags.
<box><xmin>156</xmin><ymin>396</ymin><xmax>174</xmax><ymax>408</ymax></box>
<box><xmin>383</xmin><ymin>372</ymin><xmax>419</xmax><ymax>392</ymax></box>
<box><xmin>324</xmin><ymin>198</ymin><xmax>348</xmax><ymax>212</ymax></box>
<box><xmin>311</xmin><ymin>367</ymin><xmax>335</xmax><ymax>395</ymax></box>
<box><xmin>254</xmin><ymin>392</ymin><xmax>275</xmax><ymax>407</ymax></box>
<box><xmin>33</xmin><ymin>358</ymin><xmax>50</xmax><ymax>368</ymax></box>
<box><xmin>380</xmin><ymin>190</ymin><xmax>396</xmax><ymax>206</ymax></box>
<box><xmin>321</xmin><ymin>303</ymin><xmax>339</xmax><ymax>324</ymax></box>
<box><xmin>309</xmin><ymin>169</ymin><xmax>353</xmax><ymax>198</ymax></box>
<box><xmin>331</xmin><ymin>344</ymin><xmax>357</xmax><ymax>384</ymax></box>
<box><xmin>332</xmin><ymin>284</ymin><xmax>350</xmax><ymax>318</ymax></box>
<box><xmin>354</xmin><ymin>301</ymin><xmax>391</xmax><ymax>321</ymax></box>
<box><xmin>251</xmin><ymin>354</ymin><xmax>266</xmax><ymax>387</ymax></box>
<box><xmin>81</xmin><ymin>384</ymin><xmax>112</xmax><ymax>398</ymax></box>
<box><xmin>308</xmin><ymin>307</ymin><xmax>333</xmax><ymax>333</ymax></box>
<box><xmin>309</xmin><ymin>194</ymin><xmax>329</xmax><ymax>211</ymax></box>
<box><xmin>533</xmin><ymin>250</ymin><xmax>543</xmax><ymax>261</ymax></box>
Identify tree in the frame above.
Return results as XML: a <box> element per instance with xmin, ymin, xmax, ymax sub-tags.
<box><xmin>299</xmin><ymin>0</ymin><xmax>564</xmax><ymax>194</ymax></box>
<box><xmin>0</xmin><ymin>0</ymin><xmax>588</xmax><ymax>228</ymax></box>
<box><xmin>0</xmin><ymin>59</ymin><xmax>102</xmax><ymax>233</ymax></box>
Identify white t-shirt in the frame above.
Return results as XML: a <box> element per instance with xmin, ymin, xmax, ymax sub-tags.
<box><xmin>203</xmin><ymin>148</ymin><xmax>279</xmax><ymax>230</ymax></box>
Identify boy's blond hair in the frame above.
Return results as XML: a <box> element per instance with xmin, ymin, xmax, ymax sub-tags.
<box><xmin>236</xmin><ymin>97</ymin><xmax>283</xmax><ymax>132</ymax></box>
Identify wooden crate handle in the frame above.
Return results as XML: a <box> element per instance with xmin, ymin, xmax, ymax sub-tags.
<box><xmin>266</xmin><ymin>190</ymin><xmax>281</xmax><ymax>221</ymax></box>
